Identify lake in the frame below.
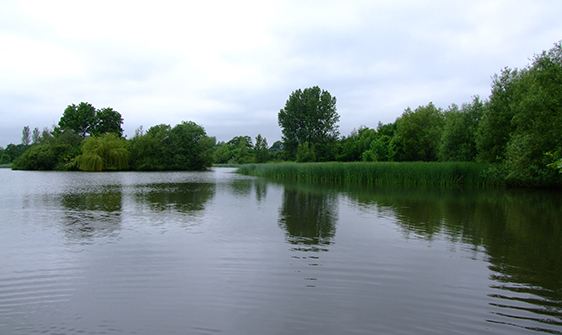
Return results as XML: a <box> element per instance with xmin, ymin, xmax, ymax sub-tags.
<box><xmin>0</xmin><ymin>168</ymin><xmax>561</xmax><ymax>335</ymax></box>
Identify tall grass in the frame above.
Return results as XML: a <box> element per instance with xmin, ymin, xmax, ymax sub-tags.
<box><xmin>237</xmin><ymin>162</ymin><xmax>497</xmax><ymax>186</ymax></box>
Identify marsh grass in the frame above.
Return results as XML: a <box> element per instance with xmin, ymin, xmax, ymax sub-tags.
<box><xmin>237</xmin><ymin>162</ymin><xmax>496</xmax><ymax>186</ymax></box>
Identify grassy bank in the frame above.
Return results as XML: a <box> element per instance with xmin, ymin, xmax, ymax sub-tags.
<box><xmin>237</xmin><ymin>162</ymin><xmax>497</xmax><ymax>186</ymax></box>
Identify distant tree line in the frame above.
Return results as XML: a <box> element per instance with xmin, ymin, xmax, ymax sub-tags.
<box><xmin>2</xmin><ymin>41</ymin><xmax>561</xmax><ymax>186</ymax></box>
<box><xmin>270</xmin><ymin>42</ymin><xmax>562</xmax><ymax>187</ymax></box>
<box><xmin>5</xmin><ymin>102</ymin><xmax>214</xmax><ymax>171</ymax></box>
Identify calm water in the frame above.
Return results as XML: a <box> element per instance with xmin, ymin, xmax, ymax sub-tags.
<box><xmin>0</xmin><ymin>168</ymin><xmax>561</xmax><ymax>335</ymax></box>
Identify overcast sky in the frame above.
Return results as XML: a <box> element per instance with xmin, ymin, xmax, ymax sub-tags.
<box><xmin>1</xmin><ymin>0</ymin><xmax>561</xmax><ymax>147</ymax></box>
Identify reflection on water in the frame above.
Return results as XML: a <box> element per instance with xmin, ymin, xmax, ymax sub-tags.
<box><xmin>278</xmin><ymin>184</ymin><xmax>338</xmax><ymax>249</ymax></box>
<box><xmin>277</xmin><ymin>183</ymin><xmax>339</xmax><ymax>288</ymax></box>
<box><xmin>343</xmin><ymin>185</ymin><xmax>562</xmax><ymax>334</ymax></box>
<box><xmin>59</xmin><ymin>186</ymin><xmax>123</xmax><ymax>243</ymax></box>
<box><xmin>1</xmin><ymin>169</ymin><xmax>561</xmax><ymax>334</ymax></box>
<box><xmin>134</xmin><ymin>183</ymin><xmax>215</xmax><ymax>213</ymax></box>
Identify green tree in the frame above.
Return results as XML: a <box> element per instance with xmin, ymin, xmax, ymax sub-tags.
<box><xmin>234</xmin><ymin>138</ymin><xmax>250</xmax><ymax>164</ymax></box>
<box><xmin>440</xmin><ymin>97</ymin><xmax>483</xmax><ymax>162</ymax></box>
<box><xmin>296</xmin><ymin>142</ymin><xmax>316</xmax><ymax>162</ymax></box>
<box><xmin>336</xmin><ymin>126</ymin><xmax>377</xmax><ymax>162</ymax></box>
<box><xmin>59</xmin><ymin>102</ymin><xmax>97</xmax><ymax>137</ymax></box>
<box><xmin>362</xmin><ymin>134</ymin><xmax>392</xmax><ymax>162</ymax></box>
<box><xmin>224</xmin><ymin>136</ymin><xmax>253</xmax><ymax>164</ymax></box>
<box><xmin>393</xmin><ymin>102</ymin><xmax>445</xmax><ymax>161</ymax></box>
<box><xmin>31</xmin><ymin>127</ymin><xmax>40</xmax><ymax>144</ymax></box>
<box><xmin>92</xmin><ymin>107</ymin><xmax>124</xmax><ymax>137</ymax></box>
<box><xmin>5</xmin><ymin>144</ymin><xmax>25</xmax><ymax>162</ymax></box>
<box><xmin>11</xmin><ymin>144</ymin><xmax>57</xmax><ymax>170</ymax></box>
<box><xmin>0</xmin><ymin>154</ymin><xmax>10</xmax><ymax>164</ymax></box>
<box><xmin>278</xmin><ymin>86</ymin><xmax>340</xmax><ymax>161</ymax></box>
<box><xmin>503</xmin><ymin>42</ymin><xmax>562</xmax><ymax>186</ymax></box>
<box><xmin>361</xmin><ymin>122</ymin><xmax>396</xmax><ymax>162</ymax></box>
<box><xmin>476</xmin><ymin>68</ymin><xmax>521</xmax><ymax>163</ymax></box>
<box><xmin>39</xmin><ymin>127</ymin><xmax>52</xmax><ymax>144</ymax></box>
<box><xmin>75</xmin><ymin>133</ymin><xmax>130</xmax><ymax>171</ymax></box>
<box><xmin>21</xmin><ymin>126</ymin><xmax>31</xmax><ymax>146</ymax></box>
<box><xmin>12</xmin><ymin>129</ymin><xmax>82</xmax><ymax>171</ymax></box>
<box><xmin>213</xmin><ymin>141</ymin><xmax>235</xmax><ymax>164</ymax></box>
<box><xmin>129</xmin><ymin>124</ymin><xmax>170</xmax><ymax>170</ymax></box>
<box><xmin>164</xmin><ymin>121</ymin><xmax>214</xmax><ymax>170</ymax></box>
<box><xmin>59</xmin><ymin>102</ymin><xmax>124</xmax><ymax>138</ymax></box>
<box><xmin>254</xmin><ymin>134</ymin><xmax>269</xmax><ymax>163</ymax></box>
<box><xmin>269</xmin><ymin>140</ymin><xmax>284</xmax><ymax>161</ymax></box>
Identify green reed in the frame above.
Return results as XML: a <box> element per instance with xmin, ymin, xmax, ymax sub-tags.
<box><xmin>237</xmin><ymin>162</ymin><xmax>496</xmax><ymax>186</ymax></box>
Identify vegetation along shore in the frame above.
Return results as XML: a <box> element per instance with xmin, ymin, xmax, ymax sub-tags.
<box><xmin>237</xmin><ymin>162</ymin><xmax>497</xmax><ymax>187</ymax></box>
<box><xmin>1</xmin><ymin>42</ymin><xmax>561</xmax><ymax>188</ymax></box>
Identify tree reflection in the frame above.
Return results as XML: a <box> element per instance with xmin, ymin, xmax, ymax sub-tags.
<box><xmin>278</xmin><ymin>185</ymin><xmax>338</xmax><ymax>249</ymax></box>
<box><xmin>345</xmin><ymin>185</ymin><xmax>562</xmax><ymax>333</ymax></box>
<box><xmin>254</xmin><ymin>179</ymin><xmax>267</xmax><ymax>203</ymax></box>
<box><xmin>59</xmin><ymin>185</ymin><xmax>123</xmax><ymax>242</ymax></box>
<box><xmin>134</xmin><ymin>183</ymin><xmax>215</xmax><ymax>213</ymax></box>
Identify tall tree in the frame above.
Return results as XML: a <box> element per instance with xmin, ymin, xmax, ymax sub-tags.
<box><xmin>254</xmin><ymin>134</ymin><xmax>269</xmax><ymax>163</ymax></box>
<box><xmin>59</xmin><ymin>102</ymin><xmax>97</xmax><ymax>138</ymax></box>
<box><xmin>21</xmin><ymin>126</ymin><xmax>31</xmax><ymax>146</ymax></box>
<box><xmin>92</xmin><ymin>107</ymin><xmax>124</xmax><ymax>137</ymax></box>
<box><xmin>278</xmin><ymin>86</ymin><xmax>339</xmax><ymax>161</ymax></box>
<box><xmin>31</xmin><ymin>127</ymin><xmax>40</xmax><ymax>144</ymax></box>
<box><xmin>476</xmin><ymin>68</ymin><xmax>521</xmax><ymax>163</ymax></box>
<box><xmin>503</xmin><ymin>42</ymin><xmax>562</xmax><ymax>185</ymax></box>
<box><xmin>58</xmin><ymin>102</ymin><xmax>124</xmax><ymax>138</ymax></box>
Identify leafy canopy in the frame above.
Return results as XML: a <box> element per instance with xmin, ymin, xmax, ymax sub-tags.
<box><xmin>278</xmin><ymin>86</ymin><xmax>339</xmax><ymax>161</ymax></box>
<box><xmin>59</xmin><ymin>102</ymin><xmax>124</xmax><ymax>138</ymax></box>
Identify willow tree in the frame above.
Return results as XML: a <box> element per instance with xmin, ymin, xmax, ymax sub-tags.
<box><xmin>76</xmin><ymin>133</ymin><xmax>129</xmax><ymax>171</ymax></box>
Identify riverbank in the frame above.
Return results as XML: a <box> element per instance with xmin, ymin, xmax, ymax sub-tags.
<box><xmin>237</xmin><ymin>162</ymin><xmax>497</xmax><ymax>186</ymax></box>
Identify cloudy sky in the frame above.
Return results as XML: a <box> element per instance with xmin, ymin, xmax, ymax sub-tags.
<box><xmin>1</xmin><ymin>0</ymin><xmax>561</xmax><ymax>146</ymax></box>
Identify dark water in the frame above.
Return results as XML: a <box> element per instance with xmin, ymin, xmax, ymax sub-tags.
<box><xmin>0</xmin><ymin>168</ymin><xmax>561</xmax><ymax>335</ymax></box>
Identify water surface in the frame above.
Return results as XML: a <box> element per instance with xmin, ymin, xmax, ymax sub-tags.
<box><xmin>0</xmin><ymin>168</ymin><xmax>561</xmax><ymax>334</ymax></box>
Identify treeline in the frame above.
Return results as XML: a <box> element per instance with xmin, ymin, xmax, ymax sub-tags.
<box><xmin>2</xmin><ymin>42</ymin><xmax>561</xmax><ymax>186</ymax></box>
<box><xmin>332</xmin><ymin>41</ymin><xmax>562</xmax><ymax>187</ymax></box>
<box><xmin>268</xmin><ymin>41</ymin><xmax>562</xmax><ymax>187</ymax></box>
<box><xmin>4</xmin><ymin>102</ymin><xmax>215</xmax><ymax>171</ymax></box>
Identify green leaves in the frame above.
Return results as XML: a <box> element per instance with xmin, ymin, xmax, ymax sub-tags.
<box><xmin>278</xmin><ymin>86</ymin><xmax>339</xmax><ymax>161</ymax></box>
<box><xmin>129</xmin><ymin>121</ymin><xmax>214</xmax><ymax>171</ymax></box>
<box><xmin>476</xmin><ymin>41</ymin><xmax>562</xmax><ymax>186</ymax></box>
<box><xmin>58</xmin><ymin>102</ymin><xmax>124</xmax><ymax>138</ymax></box>
<box><xmin>75</xmin><ymin>133</ymin><xmax>129</xmax><ymax>171</ymax></box>
<box><xmin>92</xmin><ymin>107</ymin><xmax>124</xmax><ymax>137</ymax></box>
<box><xmin>394</xmin><ymin>102</ymin><xmax>444</xmax><ymax>162</ymax></box>
<box><xmin>440</xmin><ymin>97</ymin><xmax>483</xmax><ymax>162</ymax></box>
<box><xmin>254</xmin><ymin>134</ymin><xmax>269</xmax><ymax>163</ymax></box>
<box><xmin>59</xmin><ymin>102</ymin><xmax>97</xmax><ymax>138</ymax></box>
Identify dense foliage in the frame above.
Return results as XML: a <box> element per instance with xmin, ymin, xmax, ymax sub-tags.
<box><xmin>128</xmin><ymin>121</ymin><xmax>214</xmax><ymax>171</ymax></box>
<box><xmin>75</xmin><ymin>133</ymin><xmax>129</xmax><ymax>171</ymax></box>
<box><xmin>278</xmin><ymin>86</ymin><xmax>340</xmax><ymax>161</ymax></box>
<box><xmin>10</xmin><ymin>102</ymin><xmax>214</xmax><ymax>172</ymax></box>
<box><xmin>59</xmin><ymin>102</ymin><xmax>124</xmax><ymax>138</ymax></box>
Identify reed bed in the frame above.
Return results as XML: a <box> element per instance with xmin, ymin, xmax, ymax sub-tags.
<box><xmin>237</xmin><ymin>162</ymin><xmax>496</xmax><ymax>186</ymax></box>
